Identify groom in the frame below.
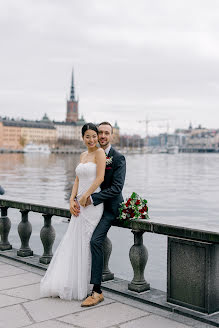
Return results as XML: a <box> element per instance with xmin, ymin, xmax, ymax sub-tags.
<box><xmin>72</xmin><ymin>121</ymin><xmax>126</xmax><ymax>306</ymax></box>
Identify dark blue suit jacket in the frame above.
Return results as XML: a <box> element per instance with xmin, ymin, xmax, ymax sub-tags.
<box><xmin>91</xmin><ymin>147</ymin><xmax>126</xmax><ymax>218</ymax></box>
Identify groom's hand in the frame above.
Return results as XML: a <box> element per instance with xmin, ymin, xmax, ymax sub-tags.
<box><xmin>70</xmin><ymin>199</ymin><xmax>80</xmax><ymax>216</ymax></box>
<box><xmin>85</xmin><ymin>197</ymin><xmax>92</xmax><ymax>207</ymax></box>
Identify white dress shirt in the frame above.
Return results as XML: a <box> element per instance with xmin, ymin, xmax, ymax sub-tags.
<box><xmin>104</xmin><ymin>144</ymin><xmax>111</xmax><ymax>156</ymax></box>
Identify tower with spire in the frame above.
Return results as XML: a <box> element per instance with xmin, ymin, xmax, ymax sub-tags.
<box><xmin>66</xmin><ymin>69</ymin><xmax>79</xmax><ymax>123</ymax></box>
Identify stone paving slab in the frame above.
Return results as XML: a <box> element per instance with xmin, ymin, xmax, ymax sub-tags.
<box><xmin>102</xmin><ymin>291</ymin><xmax>206</xmax><ymax>328</ymax></box>
<box><xmin>0</xmin><ymin>293</ymin><xmax>28</xmax><ymax>308</ymax></box>
<box><xmin>0</xmin><ymin>256</ymin><xmax>25</xmax><ymax>266</ymax></box>
<box><xmin>3</xmin><ymin>283</ymin><xmax>41</xmax><ymax>300</ymax></box>
<box><xmin>119</xmin><ymin>314</ymin><xmax>192</xmax><ymax>328</ymax></box>
<box><xmin>23</xmin><ymin>320</ymin><xmax>75</xmax><ymax>328</ymax></box>
<box><xmin>0</xmin><ymin>263</ymin><xmax>27</xmax><ymax>277</ymax></box>
<box><xmin>23</xmin><ymin>296</ymin><xmax>115</xmax><ymax>322</ymax></box>
<box><xmin>0</xmin><ymin>272</ymin><xmax>41</xmax><ymax>290</ymax></box>
<box><xmin>15</xmin><ymin>264</ymin><xmax>45</xmax><ymax>276</ymax></box>
<box><xmin>0</xmin><ymin>304</ymin><xmax>32</xmax><ymax>328</ymax></box>
<box><xmin>0</xmin><ymin>257</ymin><xmax>216</xmax><ymax>328</ymax></box>
<box><xmin>58</xmin><ymin>302</ymin><xmax>149</xmax><ymax>328</ymax></box>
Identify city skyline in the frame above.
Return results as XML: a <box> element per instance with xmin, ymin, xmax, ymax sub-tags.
<box><xmin>1</xmin><ymin>1</ymin><xmax>219</xmax><ymax>137</ymax></box>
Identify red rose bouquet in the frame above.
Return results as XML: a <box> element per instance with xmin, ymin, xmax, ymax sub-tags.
<box><xmin>119</xmin><ymin>192</ymin><xmax>149</xmax><ymax>221</ymax></box>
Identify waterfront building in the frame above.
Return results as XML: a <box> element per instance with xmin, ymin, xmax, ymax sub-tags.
<box><xmin>148</xmin><ymin>135</ymin><xmax>160</xmax><ymax>147</ymax></box>
<box><xmin>186</xmin><ymin>127</ymin><xmax>218</xmax><ymax>151</ymax></box>
<box><xmin>0</xmin><ymin>70</ymin><xmax>123</xmax><ymax>149</ymax></box>
<box><xmin>112</xmin><ymin>121</ymin><xmax>120</xmax><ymax>145</ymax></box>
<box><xmin>54</xmin><ymin>115</ymin><xmax>86</xmax><ymax>144</ymax></box>
<box><xmin>0</xmin><ymin>119</ymin><xmax>22</xmax><ymax>150</ymax></box>
<box><xmin>20</xmin><ymin>119</ymin><xmax>56</xmax><ymax>146</ymax></box>
<box><xmin>0</xmin><ymin>118</ymin><xmax>56</xmax><ymax>150</ymax></box>
<box><xmin>66</xmin><ymin>70</ymin><xmax>79</xmax><ymax>123</ymax></box>
<box><xmin>54</xmin><ymin>121</ymin><xmax>77</xmax><ymax>142</ymax></box>
<box><xmin>214</xmin><ymin>131</ymin><xmax>219</xmax><ymax>150</ymax></box>
<box><xmin>75</xmin><ymin>115</ymin><xmax>86</xmax><ymax>141</ymax></box>
<box><xmin>119</xmin><ymin>134</ymin><xmax>143</xmax><ymax>148</ymax></box>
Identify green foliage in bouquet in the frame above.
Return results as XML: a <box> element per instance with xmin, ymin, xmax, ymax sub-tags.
<box><xmin>119</xmin><ymin>192</ymin><xmax>149</xmax><ymax>221</ymax></box>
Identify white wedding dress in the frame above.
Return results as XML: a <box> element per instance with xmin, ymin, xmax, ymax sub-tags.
<box><xmin>40</xmin><ymin>162</ymin><xmax>103</xmax><ymax>300</ymax></box>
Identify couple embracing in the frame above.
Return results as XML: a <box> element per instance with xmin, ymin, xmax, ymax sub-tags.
<box><xmin>40</xmin><ymin>122</ymin><xmax>126</xmax><ymax>307</ymax></box>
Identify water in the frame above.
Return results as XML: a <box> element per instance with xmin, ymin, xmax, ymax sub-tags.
<box><xmin>1</xmin><ymin>152</ymin><xmax>219</xmax><ymax>291</ymax></box>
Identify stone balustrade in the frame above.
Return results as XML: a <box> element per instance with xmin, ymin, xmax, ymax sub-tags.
<box><xmin>0</xmin><ymin>198</ymin><xmax>219</xmax><ymax>315</ymax></box>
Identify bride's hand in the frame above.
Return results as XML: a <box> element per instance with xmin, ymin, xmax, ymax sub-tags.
<box><xmin>70</xmin><ymin>198</ymin><xmax>80</xmax><ymax>216</ymax></box>
<box><xmin>79</xmin><ymin>194</ymin><xmax>89</xmax><ymax>207</ymax></box>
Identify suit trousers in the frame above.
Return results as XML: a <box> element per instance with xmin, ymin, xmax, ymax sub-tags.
<box><xmin>90</xmin><ymin>210</ymin><xmax>115</xmax><ymax>285</ymax></box>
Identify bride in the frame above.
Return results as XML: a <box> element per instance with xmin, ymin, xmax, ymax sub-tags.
<box><xmin>40</xmin><ymin>123</ymin><xmax>106</xmax><ymax>300</ymax></box>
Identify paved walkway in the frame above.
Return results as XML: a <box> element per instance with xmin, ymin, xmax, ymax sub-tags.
<box><xmin>0</xmin><ymin>257</ymin><xmax>214</xmax><ymax>328</ymax></box>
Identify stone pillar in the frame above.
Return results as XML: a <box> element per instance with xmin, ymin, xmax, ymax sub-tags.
<box><xmin>102</xmin><ymin>236</ymin><xmax>114</xmax><ymax>281</ymax></box>
<box><xmin>0</xmin><ymin>207</ymin><xmax>12</xmax><ymax>251</ymax></box>
<box><xmin>40</xmin><ymin>214</ymin><xmax>55</xmax><ymax>264</ymax></box>
<box><xmin>17</xmin><ymin>210</ymin><xmax>33</xmax><ymax>257</ymax></box>
<box><xmin>167</xmin><ymin>237</ymin><xmax>219</xmax><ymax>314</ymax></box>
<box><xmin>128</xmin><ymin>230</ymin><xmax>150</xmax><ymax>292</ymax></box>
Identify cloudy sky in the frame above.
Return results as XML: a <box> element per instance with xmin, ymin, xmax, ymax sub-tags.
<box><xmin>1</xmin><ymin>0</ymin><xmax>219</xmax><ymax>136</ymax></box>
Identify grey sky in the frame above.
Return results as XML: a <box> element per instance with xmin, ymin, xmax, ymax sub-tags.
<box><xmin>1</xmin><ymin>0</ymin><xmax>219</xmax><ymax>136</ymax></box>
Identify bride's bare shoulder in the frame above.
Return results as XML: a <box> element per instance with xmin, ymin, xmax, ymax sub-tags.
<box><xmin>96</xmin><ymin>148</ymin><xmax>105</xmax><ymax>154</ymax></box>
<box><xmin>80</xmin><ymin>151</ymin><xmax>87</xmax><ymax>161</ymax></box>
<box><xmin>95</xmin><ymin>148</ymin><xmax>106</xmax><ymax>164</ymax></box>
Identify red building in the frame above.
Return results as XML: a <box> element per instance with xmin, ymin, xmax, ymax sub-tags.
<box><xmin>66</xmin><ymin>70</ymin><xmax>79</xmax><ymax>123</ymax></box>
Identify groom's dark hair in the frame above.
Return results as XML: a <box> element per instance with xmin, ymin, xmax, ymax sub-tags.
<box><xmin>98</xmin><ymin>121</ymin><xmax>113</xmax><ymax>134</ymax></box>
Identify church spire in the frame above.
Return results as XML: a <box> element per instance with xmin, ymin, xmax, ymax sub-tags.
<box><xmin>66</xmin><ymin>68</ymin><xmax>79</xmax><ymax>123</ymax></box>
<box><xmin>70</xmin><ymin>69</ymin><xmax>75</xmax><ymax>101</ymax></box>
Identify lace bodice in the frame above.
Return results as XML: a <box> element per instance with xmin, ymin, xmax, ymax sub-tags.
<box><xmin>76</xmin><ymin>162</ymin><xmax>100</xmax><ymax>197</ymax></box>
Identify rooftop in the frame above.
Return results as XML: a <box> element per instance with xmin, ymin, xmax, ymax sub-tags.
<box><xmin>0</xmin><ymin>119</ymin><xmax>55</xmax><ymax>130</ymax></box>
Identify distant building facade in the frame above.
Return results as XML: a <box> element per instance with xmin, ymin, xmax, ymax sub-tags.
<box><xmin>112</xmin><ymin>121</ymin><xmax>120</xmax><ymax>145</ymax></box>
<box><xmin>75</xmin><ymin>116</ymin><xmax>86</xmax><ymax>141</ymax></box>
<box><xmin>54</xmin><ymin>115</ymin><xmax>86</xmax><ymax>143</ymax></box>
<box><xmin>54</xmin><ymin>121</ymin><xmax>76</xmax><ymax>141</ymax></box>
<box><xmin>185</xmin><ymin>126</ymin><xmax>219</xmax><ymax>150</ymax></box>
<box><xmin>0</xmin><ymin>70</ymin><xmax>123</xmax><ymax>150</ymax></box>
<box><xmin>0</xmin><ymin>118</ymin><xmax>56</xmax><ymax>150</ymax></box>
<box><xmin>146</xmin><ymin>124</ymin><xmax>219</xmax><ymax>151</ymax></box>
<box><xmin>0</xmin><ymin>120</ymin><xmax>22</xmax><ymax>150</ymax></box>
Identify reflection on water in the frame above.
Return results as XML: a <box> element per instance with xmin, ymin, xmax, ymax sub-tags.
<box><xmin>0</xmin><ymin>153</ymin><xmax>80</xmax><ymax>207</ymax></box>
<box><xmin>1</xmin><ymin>152</ymin><xmax>219</xmax><ymax>291</ymax></box>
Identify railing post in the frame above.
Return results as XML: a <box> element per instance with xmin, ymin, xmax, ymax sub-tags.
<box><xmin>128</xmin><ymin>230</ymin><xmax>150</xmax><ymax>292</ymax></box>
<box><xmin>102</xmin><ymin>236</ymin><xmax>114</xmax><ymax>281</ymax></box>
<box><xmin>40</xmin><ymin>214</ymin><xmax>55</xmax><ymax>264</ymax></box>
<box><xmin>0</xmin><ymin>206</ymin><xmax>12</xmax><ymax>251</ymax></box>
<box><xmin>17</xmin><ymin>210</ymin><xmax>33</xmax><ymax>257</ymax></box>
<box><xmin>167</xmin><ymin>237</ymin><xmax>219</xmax><ymax>314</ymax></box>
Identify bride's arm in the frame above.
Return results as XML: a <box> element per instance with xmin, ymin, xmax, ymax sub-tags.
<box><xmin>79</xmin><ymin>148</ymin><xmax>106</xmax><ymax>207</ymax></box>
<box><xmin>70</xmin><ymin>175</ymin><xmax>79</xmax><ymax>201</ymax></box>
<box><xmin>70</xmin><ymin>176</ymin><xmax>80</xmax><ymax>215</ymax></box>
<box><xmin>70</xmin><ymin>152</ymin><xmax>85</xmax><ymax>214</ymax></box>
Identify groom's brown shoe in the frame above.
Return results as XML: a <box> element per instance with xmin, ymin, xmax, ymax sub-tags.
<box><xmin>81</xmin><ymin>291</ymin><xmax>104</xmax><ymax>307</ymax></box>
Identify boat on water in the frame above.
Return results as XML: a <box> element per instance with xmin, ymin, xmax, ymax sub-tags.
<box><xmin>23</xmin><ymin>143</ymin><xmax>51</xmax><ymax>154</ymax></box>
<box><xmin>167</xmin><ymin>145</ymin><xmax>179</xmax><ymax>154</ymax></box>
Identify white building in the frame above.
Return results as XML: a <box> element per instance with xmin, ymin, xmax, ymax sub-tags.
<box><xmin>74</xmin><ymin>116</ymin><xmax>86</xmax><ymax>141</ymax></box>
<box><xmin>54</xmin><ymin>115</ymin><xmax>86</xmax><ymax>142</ymax></box>
<box><xmin>54</xmin><ymin>122</ymin><xmax>77</xmax><ymax>141</ymax></box>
